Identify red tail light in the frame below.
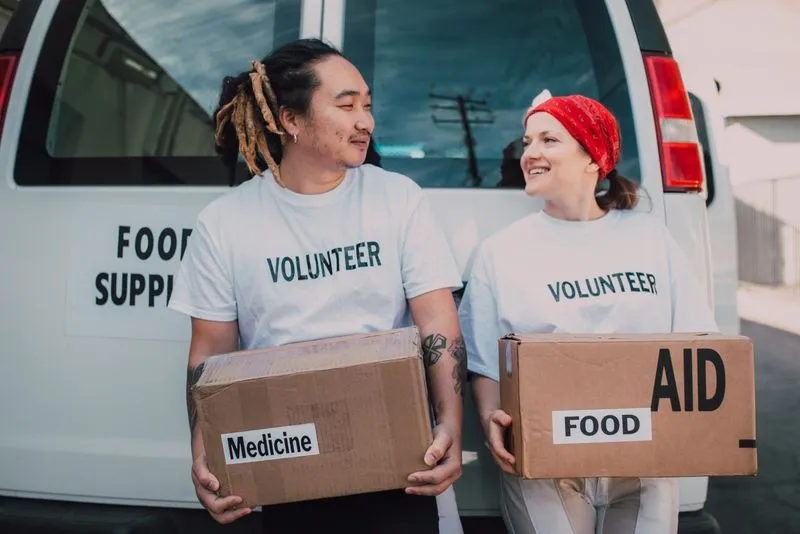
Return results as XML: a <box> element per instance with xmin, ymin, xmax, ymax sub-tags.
<box><xmin>643</xmin><ymin>54</ymin><xmax>705</xmax><ymax>192</ymax></box>
<box><xmin>0</xmin><ymin>53</ymin><xmax>20</xmax><ymax>135</ymax></box>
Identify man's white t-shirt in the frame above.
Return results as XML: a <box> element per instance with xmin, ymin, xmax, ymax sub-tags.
<box><xmin>168</xmin><ymin>164</ymin><xmax>462</xmax><ymax>350</ymax></box>
<box><xmin>459</xmin><ymin>208</ymin><xmax>720</xmax><ymax>381</ymax></box>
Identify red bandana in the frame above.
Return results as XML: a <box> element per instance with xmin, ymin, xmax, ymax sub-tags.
<box><xmin>523</xmin><ymin>95</ymin><xmax>620</xmax><ymax>179</ymax></box>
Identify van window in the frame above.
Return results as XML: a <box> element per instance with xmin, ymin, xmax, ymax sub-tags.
<box><xmin>14</xmin><ymin>0</ymin><xmax>301</xmax><ymax>186</ymax></box>
<box><xmin>342</xmin><ymin>0</ymin><xmax>639</xmax><ymax>188</ymax></box>
<box><xmin>15</xmin><ymin>0</ymin><xmax>638</xmax><ymax>188</ymax></box>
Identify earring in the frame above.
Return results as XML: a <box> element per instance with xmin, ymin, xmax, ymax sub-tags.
<box><xmin>293</xmin><ymin>134</ymin><xmax>298</xmax><ymax>144</ymax></box>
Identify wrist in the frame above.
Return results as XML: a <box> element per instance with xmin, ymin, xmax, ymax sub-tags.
<box><xmin>435</xmin><ymin>415</ymin><xmax>462</xmax><ymax>439</ymax></box>
<box><xmin>479</xmin><ymin>409</ymin><xmax>496</xmax><ymax>436</ymax></box>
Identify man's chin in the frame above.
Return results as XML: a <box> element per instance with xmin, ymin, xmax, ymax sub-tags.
<box><xmin>340</xmin><ymin>157</ymin><xmax>367</xmax><ymax>169</ymax></box>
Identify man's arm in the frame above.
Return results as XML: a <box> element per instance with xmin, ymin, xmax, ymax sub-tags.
<box><xmin>187</xmin><ymin>317</ymin><xmax>239</xmax><ymax>452</ymax></box>
<box><xmin>186</xmin><ymin>317</ymin><xmax>252</xmax><ymax>523</ymax></box>
<box><xmin>405</xmin><ymin>287</ymin><xmax>464</xmax><ymax>495</ymax></box>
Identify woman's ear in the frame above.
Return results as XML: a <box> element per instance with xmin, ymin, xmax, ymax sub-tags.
<box><xmin>585</xmin><ymin>161</ymin><xmax>600</xmax><ymax>174</ymax></box>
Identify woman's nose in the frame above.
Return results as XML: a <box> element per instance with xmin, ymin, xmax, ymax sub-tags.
<box><xmin>522</xmin><ymin>142</ymin><xmax>542</xmax><ymax>161</ymax></box>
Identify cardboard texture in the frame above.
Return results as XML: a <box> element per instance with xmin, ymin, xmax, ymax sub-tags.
<box><xmin>192</xmin><ymin>327</ymin><xmax>433</xmax><ymax>507</ymax></box>
<box><xmin>500</xmin><ymin>332</ymin><xmax>757</xmax><ymax>479</ymax></box>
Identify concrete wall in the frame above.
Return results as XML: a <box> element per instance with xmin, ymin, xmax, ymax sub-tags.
<box><xmin>735</xmin><ymin>178</ymin><xmax>800</xmax><ymax>288</ymax></box>
<box><xmin>725</xmin><ymin>115</ymin><xmax>800</xmax><ymax>187</ymax></box>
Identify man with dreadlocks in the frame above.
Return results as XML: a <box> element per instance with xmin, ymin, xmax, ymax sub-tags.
<box><xmin>169</xmin><ymin>39</ymin><xmax>465</xmax><ymax>533</ymax></box>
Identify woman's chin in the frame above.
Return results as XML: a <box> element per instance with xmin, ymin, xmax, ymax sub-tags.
<box><xmin>524</xmin><ymin>179</ymin><xmax>545</xmax><ymax>197</ymax></box>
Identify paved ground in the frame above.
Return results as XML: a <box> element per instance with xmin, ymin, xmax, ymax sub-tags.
<box><xmin>736</xmin><ymin>282</ymin><xmax>800</xmax><ymax>336</ymax></box>
<box><xmin>705</xmin><ymin>318</ymin><xmax>800</xmax><ymax>534</ymax></box>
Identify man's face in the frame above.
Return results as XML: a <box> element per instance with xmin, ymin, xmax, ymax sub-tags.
<box><xmin>296</xmin><ymin>56</ymin><xmax>374</xmax><ymax>170</ymax></box>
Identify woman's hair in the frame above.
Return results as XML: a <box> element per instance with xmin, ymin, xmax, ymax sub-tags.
<box><xmin>212</xmin><ymin>39</ymin><xmax>344</xmax><ymax>184</ymax></box>
<box><xmin>596</xmin><ymin>168</ymin><xmax>640</xmax><ymax>211</ymax></box>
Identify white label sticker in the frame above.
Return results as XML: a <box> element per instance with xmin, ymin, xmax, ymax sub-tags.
<box><xmin>552</xmin><ymin>408</ymin><xmax>652</xmax><ymax>445</ymax></box>
<box><xmin>505</xmin><ymin>342</ymin><xmax>514</xmax><ymax>377</ymax></box>
<box><xmin>222</xmin><ymin>423</ymin><xmax>320</xmax><ymax>465</ymax></box>
<box><xmin>65</xmin><ymin>204</ymin><xmax>201</xmax><ymax>341</ymax></box>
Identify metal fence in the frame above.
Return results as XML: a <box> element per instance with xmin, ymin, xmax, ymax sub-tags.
<box><xmin>735</xmin><ymin>176</ymin><xmax>800</xmax><ymax>289</ymax></box>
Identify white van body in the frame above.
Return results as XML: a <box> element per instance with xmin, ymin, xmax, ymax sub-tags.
<box><xmin>0</xmin><ymin>1</ymin><xmax>736</xmax><ymax>532</ymax></box>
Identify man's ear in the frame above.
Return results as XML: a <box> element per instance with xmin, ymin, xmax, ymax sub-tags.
<box><xmin>279</xmin><ymin>107</ymin><xmax>299</xmax><ymax>137</ymax></box>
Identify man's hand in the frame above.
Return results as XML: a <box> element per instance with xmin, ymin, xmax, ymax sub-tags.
<box><xmin>484</xmin><ymin>409</ymin><xmax>516</xmax><ymax>475</ymax></box>
<box><xmin>405</xmin><ymin>423</ymin><xmax>463</xmax><ymax>496</ymax></box>
<box><xmin>191</xmin><ymin>455</ymin><xmax>252</xmax><ymax>524</ymax></box>
<box><xmin>186</xmin><ymin>318</ymin><xmax>247</xmax><ymax>523</ymax></box>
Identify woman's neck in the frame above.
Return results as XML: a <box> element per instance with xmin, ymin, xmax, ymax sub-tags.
<box><xmin>544</xmin><ymin>193</ymin><xmax>606</xmax><ymax>222</ymax></box>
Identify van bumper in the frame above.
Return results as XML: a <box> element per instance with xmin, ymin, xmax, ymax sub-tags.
<box><xmin>1</xmin><ymin>497</ymin><xmax>722</xmax><ymax>534</ymax></box>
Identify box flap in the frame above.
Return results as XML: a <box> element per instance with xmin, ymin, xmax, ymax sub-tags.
<box><xmin>197</xmin><ymin>327</ymin><xmax>421</xmax><ymax>387</ymax></box>
<box><xmin>503</xmin><ymin>332</ymin><xmax>744</xmax><ymax>343</ymax></box>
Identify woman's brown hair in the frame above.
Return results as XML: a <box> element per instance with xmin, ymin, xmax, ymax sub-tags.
<box><xmin>596</xmin><ymin>168</ymin><xmax>640</xmax><ymax>211</ymax></box>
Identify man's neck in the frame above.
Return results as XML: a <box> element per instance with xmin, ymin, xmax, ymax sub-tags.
<box><xmin>278</xmin><ymin>153</ymin><xmax>348</xmax><ymax>195</ymax></box>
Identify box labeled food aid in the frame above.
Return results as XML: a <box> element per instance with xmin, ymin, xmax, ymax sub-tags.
<box><xmin>499</xmin><ymin>332</ymin><xmax>757</xmax><ymax>479</ymax></box>
<box><xmin>191</xmin><ymin>327</ymin><xmax>433</xmax><ymax>507</ymax></box>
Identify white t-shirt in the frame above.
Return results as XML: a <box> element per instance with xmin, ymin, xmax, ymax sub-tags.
<box><xmin>459</xmin><ymin>208</ymin><xmax>720</xmax><ymax>381</ymax></box>
<box><xmin>168</xmin><ymin>164</ymin><xmax>462</xmax><ymax>350</ymax></box>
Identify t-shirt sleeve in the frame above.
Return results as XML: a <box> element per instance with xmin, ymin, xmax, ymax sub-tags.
<box><xmin>168</xmin><ymin>210</ymin><xmax>237</xmax><ymax>322</ymax></box>
<box><xmin>458</xmin><ymin>249</ymin><xmax>503</xmax><ymax>382</ymax></box>
<box><xmin>400</xmin><ymin>192</ymin><xmax>463</xmax><ymax>299</ymax></box>
<box><xmin>665</xmin><ymin>230</ymin><xmax>720</xmax><ymax>333</ymax></box>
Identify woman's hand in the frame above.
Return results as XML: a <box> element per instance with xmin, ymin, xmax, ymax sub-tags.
<box><xmin>483</xmin><ymin>409</ymin><xmax>516</xmax><ymax>475</ymax></box>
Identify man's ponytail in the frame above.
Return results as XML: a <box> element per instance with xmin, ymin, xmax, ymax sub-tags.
<box><xmin>596</xmin><ymin>169</ymin><xmax>640</xmax><ymax>211</ymax></box>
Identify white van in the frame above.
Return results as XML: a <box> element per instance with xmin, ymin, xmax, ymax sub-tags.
<box><xmin>0</xmin><ymin>0</ymin><xmax>738</xmax><ymax>532</ymax></box>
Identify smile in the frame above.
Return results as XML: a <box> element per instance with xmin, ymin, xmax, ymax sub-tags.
<box><xmin>527</xmin><ymin>167</ymin><xmax>550</xmax><ymax>176</ymax></box>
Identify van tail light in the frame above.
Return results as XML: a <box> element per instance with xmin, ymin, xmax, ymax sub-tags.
<box><xmin>0</xmin><ymin>52</ymin><xmax>20</xmax><ymax>136</ymax></box>
<box><xmin>643</xmin><ymin>53</ymin><xmax>705</xmax><ymax>192</ymax></box>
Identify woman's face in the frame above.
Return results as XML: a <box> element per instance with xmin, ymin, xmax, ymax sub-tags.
<box><xmin>520</xmin><ymin>111</ymin><xmax>597</xmax><ymax>200</ymax></box>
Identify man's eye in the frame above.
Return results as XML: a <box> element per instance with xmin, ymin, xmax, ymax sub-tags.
<box><xmin>339</xmin><ymin>104</ymin><xmax>354</xmax><ymax>110</ymax></box>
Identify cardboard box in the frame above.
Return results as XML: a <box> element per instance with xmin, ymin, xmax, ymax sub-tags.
<box><xmin>500</xmin><ymin>332</ymin><xmax>757</xmax><ymax>479</ymax></box>
<box><xmin>192</xmin><ymin>327</ymin><xmax>433</xmax><ymax>507</ymax></box>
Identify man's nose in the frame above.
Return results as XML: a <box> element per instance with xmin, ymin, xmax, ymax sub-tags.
<box><xmin>356</xmin><ymin>111</ymin><xmax>374</xmax><ymax>133</ymax></box>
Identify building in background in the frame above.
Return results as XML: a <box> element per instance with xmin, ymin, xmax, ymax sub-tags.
<box><xmin>656</xmin><ymin>0</ymin><xmax>800</xmax><ymax>289</ymax></box>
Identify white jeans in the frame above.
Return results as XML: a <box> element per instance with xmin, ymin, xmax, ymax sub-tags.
<box><xmin>500</xmin><ymin>474</ymin><xmax>678</xmax><ymax>534</ymax></box>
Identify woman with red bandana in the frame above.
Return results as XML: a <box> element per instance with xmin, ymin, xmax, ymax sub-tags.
<box><xmin>458</xmin><ymin>94</ymin><xmax>718</xmax><ymax>534</ymax></box>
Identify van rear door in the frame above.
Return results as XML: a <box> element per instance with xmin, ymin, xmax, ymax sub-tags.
<box><xmin>326</xmin><ymin>0</ymin><xmax>715</xmax><ymax>518</ymax></box>
<box><xmin>0</xmin><ymin>0</ymin><xmax>307</xmax><ymax>506</ymax></box>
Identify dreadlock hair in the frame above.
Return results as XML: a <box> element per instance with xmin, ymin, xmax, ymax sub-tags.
<box><xmin>213</xmin><ymin>39</ymin><xmax>344</xmax><ymax>186</ymax></box>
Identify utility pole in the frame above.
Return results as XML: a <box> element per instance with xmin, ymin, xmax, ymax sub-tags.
<box><xmin>429</xmin><ymin>88</ymin><xmax>494</xmax><ymax>187</ymax></box>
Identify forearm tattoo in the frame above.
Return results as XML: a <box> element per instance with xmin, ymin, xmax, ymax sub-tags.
<box><xmin>451</xmin><ymin>336</ymin><xmax>467</xmax><ymax>397</ymax></box>
<box><xmin>422</xmin><ymin>333</ymin><xmax>447</xmax><ymax>368</ymax></box>
<box><xmin>186</xmin><ymin>362</ymin><xmax>206</xmax><ymax>431</ymax></box>
<box><xmin>422</xmin><ymin>333</ymin><xmax>468</xmax><ymax>397</ymax></box>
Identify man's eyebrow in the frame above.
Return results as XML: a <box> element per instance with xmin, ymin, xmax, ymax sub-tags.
<box><xmin>334</xmin><ymin>88</ymin><xmax>371</xmax><ymax>100</ymax></box>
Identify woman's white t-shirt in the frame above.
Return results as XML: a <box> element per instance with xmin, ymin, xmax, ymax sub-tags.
<box><xmin>168</xmin><ymin>164</ymin><xmax>462</xmax><ymax>350</ymax></box>
<box><xmin>459</xmin><ymin>208</ymin><xmax>719</xmax><ymax>381</ymax></box>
